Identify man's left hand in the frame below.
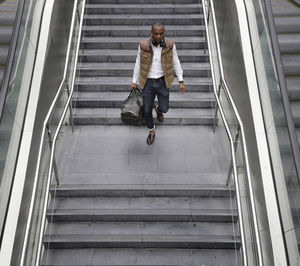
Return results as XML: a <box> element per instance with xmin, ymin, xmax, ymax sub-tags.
<box><xmin>179</xmin><ymin>82</ymin><xmax>186</xmax><ymax>95</ymax></box>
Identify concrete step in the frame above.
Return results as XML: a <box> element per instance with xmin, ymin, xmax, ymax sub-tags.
<box><xmin>85</xmin><ymin>4</ymin><xmax>202</xmax><ymax>14</ymax></box>
<box><xmin>82</xmin><ymin>25</ymin><xmax>206</xmax><ymax>37</ymax></box>
<box><xmin>47</xmin><ymin>209</ymin><xmax>236</xmax><ymax>223</ymax></box>
<box><xmin>75</xmin><ymin>77</ymin><xmax>212</xmax><ymax>92</ymax></box>
<box><xmin>0</xmin><ymin>5</ymin><xmax>18</xmax><ymax>12</ymax></box>
<box><xmin>287</xmin><ymin>77</ymin><xmax>300</xmax><ymax>101</ymax></box>
<box><xmin>80</xmin><ymin>36</ymin><xmax>206</xmax><ymax>50</ymax></box>
<box><xmin>0</xmin><ymin>141</ymin><xmax>9</xmax><ymax>161</ymax></box>
<box><xmin>73</xmin><ymin>108</ymin><xmax>215</xmax><ymax>125</ymax></box>
<box><xmin>0</xmin><ymin>159</ymin><xmax>4</xmax><ymax>173</ymax></box>
<box><xmin>50</xmin><ymin>184</ymin><xmax>233</xmax><ymax>198</ymax></box>
<box><xmin>275</xmin><ymin>16</ymin><xmax>300</xmax><ymax>34</ymax></box>
<box><xmin>46</xmin><ymin>222</ymin><xmax>237</xmax><ymax>238</ymax></box>
<box><xmin>60</xmin><ymin>171</ymin><xmax>229</xmax><ymax>187</ymax></box>
<box><xmin>291</xmin><ymin>102</ymin><xmax>300</xmax><ymax>126</ymax></box>
<box><xmin>87</xmin><ymin>0</ymin><xmax>200</xmax><ymax>5</ymax></box>
<box><xmin>278</xmin><ymin>33</ymin><xmax>300</xmax><ymax>53</ymax></box>
<box><xmin>0</xmin><ymin>46</ymin><xmax>9</xmax><ymax>65</ymax></box>
<box><xmin>0</xmin><ymin>12</ymin><xmax>16</xmax><ymax>25</ymax></box>
<box><xmin>0</xmin><ymin>27</ymin><xmax>13</xmax><ymax>44</ymax></box>
<box><xmin>41</xmin><ymin>248</ymin><xmax>240</xmax><ymax>266</ymax></box>
<box><xmin>271</xmin><ymin>0</ymin><xmax>300</xmax><ymax>17</ymax></box>
<box><xmin>0</xmin><ymin>68</ymin><xmax>4</xmax><ymax>86</ymax></box>
<box><xmin>73</xmin><ymin>92</ymin><xmax>215</xmax><ymax>109</ymax></box>
<box><xmin>83</xmin><ymin>14</ymin><xmax>204</xmax><ymax>26</ymax></box>
<box><xmin>79</xmin><ymin>49</ymin><xmax>209</xmax><ymax>63</ymax></box>
<box><xmin>297</xmin><ymin>128</ymin><xmax>300</xmax><ymax>145</ymax></box>
<box><xmin>44</xmin><ymin>234</ymin><xmax>239</xmax><ymax>249</ymax></box>
<box><xmin>77</xmin><ymin>62</ymin><xmax>210</xmax><ymax>77</ymax></box>
<box><xmin>282</xmin><ymin>54</ymin><xmax>300</xmax><ymax>76</ymax></box>
<box><xmin>49</xmin><ymin>196</ymin><xmax>233</xmax><ymax>214</ymax></box>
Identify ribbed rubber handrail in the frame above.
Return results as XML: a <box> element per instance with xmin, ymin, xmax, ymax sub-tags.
<box><xmin>287</xmin><ymin>0</ymin><xmax>300</xmax><ymax>8</ymax></box>
<box><xmin>0</xmin><ymin>0</ymin><xmax>25</xmax><ymax>123</ymax></box>
<box><xmin>263</xmin><ymin>0</ymin><xmax>300</xmax><ymax>182</ymax></box>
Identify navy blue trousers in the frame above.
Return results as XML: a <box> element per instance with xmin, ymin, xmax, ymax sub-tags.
<box><xmin>142</xmin><ymin>78</ymin><xmax>169</xmax><ymax>129</ymax></box>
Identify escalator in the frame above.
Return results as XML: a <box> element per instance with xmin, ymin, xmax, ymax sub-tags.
<box><xmin>270</xmin><ymin>0</ymin><xmax>300</xmax><ymax>145</ymax></box>
<box><xmin>41</xmin><ymin>0</ymin><xmax>242</xmax><ymax>265</ymax></box>
<box><xmin>0</xmin><ymin>0</ymin><xmax>19</xmax><ymax>185</ymax></box>
<box><xmin>267</xmin><ymin>0</ymin><xmax>300</xmax><ymax>254</ymax></box>
<box><xmin>0</xmin><ymin>0</ymin><xmax>18</xmax><ymax>87</ymax></box>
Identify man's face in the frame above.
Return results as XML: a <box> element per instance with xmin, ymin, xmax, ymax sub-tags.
<box><xmin>151</xmin><ymin>25</ymin><xmax>165</xmax><ymax>45</ymax></box>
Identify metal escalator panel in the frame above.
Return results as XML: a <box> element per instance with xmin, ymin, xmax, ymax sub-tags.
<box><xmin>0</xmin><ymin>0</ymin><xmax>51</xmax><ymax>260</ymax></box>
<box><xmin>241</xmin><ymin>0</ymin><xmax>300</xmax><ymax>263</ymax></box>
<box><xmin>271</xmin><ymin>0</ymin><xmax>300</xmax><ymax>260</ymax></box>
<box><xmin>0</xmin><ymin>0</ymin><xmax>24</xmax><ymax>246</ymax></box>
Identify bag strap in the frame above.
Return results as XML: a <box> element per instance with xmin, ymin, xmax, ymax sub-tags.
<box><xmin>133</xmin><ymin>87</ymin><xmax>142</xmax><ymax>109</ymax></box>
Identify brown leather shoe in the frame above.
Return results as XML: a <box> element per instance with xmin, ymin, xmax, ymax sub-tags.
<box><xmin>155</xmin><ymin>104</ymin><xmax>164</xmax><ymax>123</ymax></box>
<box><xmin>146</xmin><ymin>131</ymin><xmax>155</xmax><ymax>145</ymax></box>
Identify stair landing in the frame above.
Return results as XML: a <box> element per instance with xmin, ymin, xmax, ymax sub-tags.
<box><xmin>41</xmin><ymin>125</ymin><xmax>241</xmax><ymax>266</ymax></box>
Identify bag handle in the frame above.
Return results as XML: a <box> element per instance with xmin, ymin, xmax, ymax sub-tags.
<box><xmin>132</xmin><ymin>87</ymin><xmax>142</xmax><ymax>109</ymax></box>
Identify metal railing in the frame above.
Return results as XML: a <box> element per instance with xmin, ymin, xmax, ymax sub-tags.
<box><xmin>20</xmin><ymin>0</ymin><xmax>86</xmax><ymax>264</ymax></box>
<box><xmin>201</xmin><ymin>0</ymin><xmax>263</xmax><ymax>264</ymax></box>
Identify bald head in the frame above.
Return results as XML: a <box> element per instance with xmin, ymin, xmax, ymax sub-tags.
<box><xmin>151</xmin><ymin>22</ymin><xmax>165</xmax><ymax>46</ymax></box>
<box><xmin>151</xmin><ymin>22</ymin><xmax>165</xmax><ymax>32</ymax></box>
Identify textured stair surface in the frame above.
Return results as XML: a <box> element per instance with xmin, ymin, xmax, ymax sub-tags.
<box><xmin>0</xmin><ymin>0</ymin><xmax>19</xmax><ymax>88</ymax></box>
<box><xmin>73</xmin><ymin>0</ymin><xmax>214</xmax><ymax>126</ymax></box>
<box><xmin>271</xmin><ymin>0</ymin><xmax>300</xmax><ymax>148</ymax></box>
<box><xmin>41</xmin><ymin>125</ymin><xmax>241</xmax><ymax>265</ymax></box>
<box><xmin>42</xmin><ymin>0</ymin><xmax>240</xmax><ymax>265</ymax></box>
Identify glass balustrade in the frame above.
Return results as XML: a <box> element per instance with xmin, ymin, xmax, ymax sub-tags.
<box><xmin>243</xmin><ymin>0</ymin><xmax>300</xmax><ymax>262</ymax></box>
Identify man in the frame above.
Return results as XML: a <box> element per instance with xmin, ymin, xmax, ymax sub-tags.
<box><xmin>130</xmin><ymin>22</ymin><xmax>186</xmax><ymax>145</ymax></box>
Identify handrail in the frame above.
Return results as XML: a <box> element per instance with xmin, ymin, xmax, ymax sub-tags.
<box><xmin>20</xmin><ymin>0</ymin><xmax>83</xmax><ymax>264</ymax></box>
<box><xmin>34</xmin><ymin>0</ymin><xmax>86</xmax><ymax>263</ymax></box>
<box><xmin>202</xmin><ymin>0</ymin><xmax>263</xmax><ymax>264</ymax></box>
<box><xmin>287</xmin><ymin>0</ymin><xmax>300</xmax><ymax>8</ymax></box>
<box><xmin>0</xmin><ymin>0</ymin><xmax>26</xmax><ymax>123</ymax></box>
<box><xmin>201</xmin><ymin>3</ymin><xmax>247</xmax><ymax>264</ymax></box>
<box><xmin>262</xmin><ymin>0</ymin><xmax>300</xmax><ymax>182</ymax></box>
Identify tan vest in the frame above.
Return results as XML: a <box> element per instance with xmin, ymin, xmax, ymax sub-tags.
<box><xmin>139</xmin><ymin>37</ymin><xmax>174</xmax><ymax>89</ymax></box>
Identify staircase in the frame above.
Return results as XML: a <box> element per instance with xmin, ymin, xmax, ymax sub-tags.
<box><xmin>41</xmin><ymin>0</ymin><xmax>241</xmax><ymax>265</ymax></box>
<box><xmin>73</xmin><ymin>0</ymin><xmax>215</xmax><ymax>125</ymax></box>
<box><xmin>271</xmin><ymin>0</ymin><xmax>300</xmax><ymax>145</ymax></box>
<box><xmin>0</xmin><ymin>0</ymin><xmax>19</xmax><ymax>87</ymax></box>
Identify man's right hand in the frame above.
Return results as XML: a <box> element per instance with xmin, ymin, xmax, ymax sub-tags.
<box><xmin>130</xmin><ymin>83</ymin><xmax>137</xmax><ymax>90</ymax></box>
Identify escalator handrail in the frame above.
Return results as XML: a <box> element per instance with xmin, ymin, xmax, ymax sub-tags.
<box><xmin>20</xmin><ymin>0</ymin><xmax>82</xmax><ymax>264</ymax></box>
<box><xmin>262</xmin><ymin>0</ymin><xmax>300</xmax><ymax>182</ymax></box>
<box><xmin>202</xmin><ymin>0</ymin><xmax>263</xmax><ymax>264</ymax></box>
<box><xmin>287</xmin><ymin>0</ymin><xmax>300</xmax><ymax>8</ymax></box>
<box><xmin>33</xmin><ymin>0</ymin><xmax>86</xmax><ymax>263</ymax></box>
<box><xmin>0</xmin><ymin>0</ymin><xmax>26</xmax><ymax>123</ymax></box>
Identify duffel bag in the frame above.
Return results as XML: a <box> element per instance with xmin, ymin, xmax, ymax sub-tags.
<box><xmin>121</xmin><ymin>88</ymin><xmax>143</xmax><ymax>126</ymax></box>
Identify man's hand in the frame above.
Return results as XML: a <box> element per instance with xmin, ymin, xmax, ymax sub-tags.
<box><xmin>179</xmin><ymin>82</ymin><xmax>186</xmax><ymax>95</ymax></box>
<box><xmin>130</xmin><ymin>83</ymin><xmax>137</xmax><ymax>90</ymax></box>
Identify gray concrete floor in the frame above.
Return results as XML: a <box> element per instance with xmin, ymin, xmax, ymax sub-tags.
<box><xmin>56</xmin><ymin>125</ymin><xmax>231</xmax><ymax>186</ymax></box>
